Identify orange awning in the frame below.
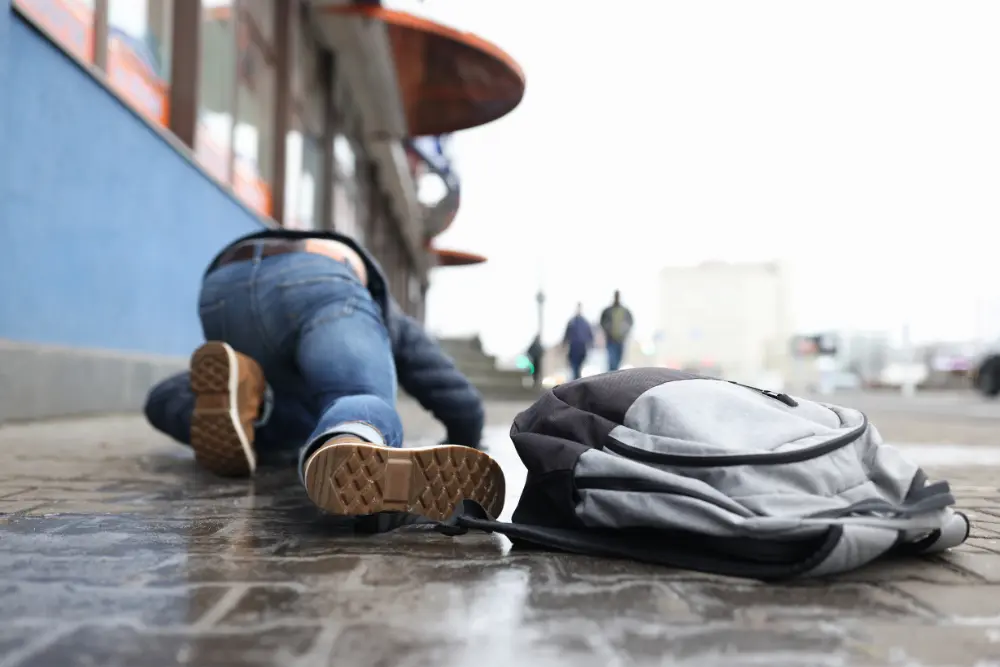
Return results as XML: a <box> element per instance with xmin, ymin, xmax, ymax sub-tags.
<box><xmin>432</xmin><ymin>247</ymin><xmax>487</xmax><ymax>267</ymax></box>
<box><xmin>322</xmin><ymin>6</ymin><xmax>525</xmax><ymax>136</ymax></box>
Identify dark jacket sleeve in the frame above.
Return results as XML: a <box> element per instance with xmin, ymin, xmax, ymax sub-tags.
<box><xmin>389</xmin><ymin>309</ymin><xmax>485</xmax><ymax>449</ymax></box>
<box><xmin>599</xmin><ymin>307</ymin><xmax>612</xmax><ymax>334</ymax></box>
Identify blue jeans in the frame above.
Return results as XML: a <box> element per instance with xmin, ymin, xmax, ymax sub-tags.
<box><xmin>607</xmin><ymin>341</ymin><xmax>624</xmax><ymax>372</ymax></box>
<box><xmin>144</xmin><ymin>250</ymin><xmax>402</xmax><ymax>474</ymax></box>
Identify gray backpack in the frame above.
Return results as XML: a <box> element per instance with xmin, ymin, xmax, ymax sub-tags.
<box><xmin>439</xmin><ymin>368</ymin><xmax>970</xmax><ymax>580</ymax></box>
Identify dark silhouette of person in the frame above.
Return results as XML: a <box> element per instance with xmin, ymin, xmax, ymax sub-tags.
<box><xmin>527</xmin><ymin>335</ymin><xmax>544</xmax><ymax>388</ymax></box>
<box><xmin>562</xmin><ymin>303</ymin><xmax>594</xmax><ymax>380</ymax></box>
<box><xmin>599</xmin><ymin>290</ymin><xmax>634</xmax><ymax>372</ymax></box>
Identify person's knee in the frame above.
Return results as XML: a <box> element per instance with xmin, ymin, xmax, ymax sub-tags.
<box><xmin>316</xmin><ymin>392</ymin><xmax>403</xmax><ymax>447</ymax></box>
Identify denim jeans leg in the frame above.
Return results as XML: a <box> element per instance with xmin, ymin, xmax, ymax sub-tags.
<box><xmin>144</xmin><ymin>370</ymin><xmax>316</xmax><ymax>465</ymax></box>
<box><xmin>607</xmin><ymin>342</ymin><xmax>624</xmax><ymax>372</ymax></box>
<box><xmin>144</xmin><ymin>371</ymin><xmax>196</xmax><ymax>445</ymax></box>
<box><xmin>293</xmin><ymin>296</ymin><xmax>402</xmax><ymax>480</ymax></box>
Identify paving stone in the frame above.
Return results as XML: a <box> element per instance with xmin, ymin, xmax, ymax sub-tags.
<box><xmin>0</xmin><ymin>500</ymin><xmax>47</xmax><ymax>515</ymax></box>
<box><xmin>673</xmin><ymin>581</ymin><xmax>931</xmax><ymax>622</ymax></box>
<box><xmin>19</xmin><ymin>625</ymin><xmax>322</xmax><ymax>667</ymax></box>
<box><xmin>0</xmin><ymin>625</ymin><xmax>51</xmax><ymax>659</ymax></box>
<box><xmin>825</xmin><ymin>555</ymin><xmax>979</xmax><ymax>584</ymax></box>
<box><xmin>219</xmin><ymin>580</ymin><xmax>498</xmax><ymax>628</ymax></box>
<box><xmin>942</xmin><ymin>551</ymin><xmax>1000</xmax><ymax>582</ymax></box>
<box><xmin>847</xmin><ymin>623</ymin><xmax>1000</xmax><ymax>667</ymax></box>
<box><xmin>0</xmin><ymin>581</ymin><xmax>229</xmax><ymax>627</ymax></box>
<box><xmin>0</xmin><ymin>552</ymin><xmax>176</xmax><ymax>587</ymax></box>
<box><xmin>967</xmin><ymin>536</ymin><xmax>1000</xmax><ymax>554</ymax></box>
<box><xmin>964</xmin><ymin>511</ymin><xmax>1000</xmax><ymax>539</ymax></box>
<box><xmin>143</xmin><ymin>554</ymin><xmax>367</xmax><ymax>587</ymax></box>
<box><xmin>963</xmin><ymin>508</ymin><xmax>1000</xmax><ymax>524</ymax></box>
<box><xmin>892</xmin><ymin>582</ymin><xmax>1000</xmax><ymax>619</ymax></box>
<box><xmin>526</xmin><ymin>580</ymin><xmax>699</xmax><ymax>623</ymax></box>
<box><xmin>605</xmin><ymin>622</ymin><xmax>856</xmax><ymax>666</ymax></box>
<box><xmin>542</xmin><ymin>551</ymin><xmax>741</xmax><ymax>585</ymax></box>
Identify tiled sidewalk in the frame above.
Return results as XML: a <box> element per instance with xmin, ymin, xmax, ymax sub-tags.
<box><xmin>1</xmin><ymin>410</ymin><xmax>999</xmax><ymax>667</ymax></box>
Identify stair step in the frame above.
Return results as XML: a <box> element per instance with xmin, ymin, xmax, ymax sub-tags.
<box><xmin>465</xmin><ymin>374</ymin><xmax>532</xmax><ymax>388</ymax></box>
<box><xmin>436</xmin><ymin>337</ymin><xmax>535</xmax><ymax>396</ymax></box>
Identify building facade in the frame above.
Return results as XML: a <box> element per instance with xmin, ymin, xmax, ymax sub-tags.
<box><xmin>0</xmin><ymin>0</ymin><xmax>524</xmax><ymax>421</ymax></box>
<box><xmin>655</xmin><ymin>261</ymin><xmax>794</xmax><ymax>386</ymax></box>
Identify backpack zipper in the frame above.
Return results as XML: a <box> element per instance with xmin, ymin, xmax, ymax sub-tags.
<box><xmin>727</xmin><ymin>380</ymin><xmax>799</xmax><ymax>407</ymax></box>
<box><xmin>603</xmin><ymin>414</ymin><xmax>869</xmax><ymax>467</ymax></box>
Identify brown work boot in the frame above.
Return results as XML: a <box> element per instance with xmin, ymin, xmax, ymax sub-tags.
<box><xmin>302</xmin><ymin>436</ymin><xmax>506</xmax><ymax>523</ymax></box>
<box><xmin>189</xmin><ymin>341</ymin><xmax>266</xmax><ymax>477</ymax></box>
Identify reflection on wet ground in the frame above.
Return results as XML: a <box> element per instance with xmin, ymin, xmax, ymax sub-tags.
<box><xmin>1</xmin><ymin>415</ymin><xmax>1000</xmax><ymax>666</ymax></box>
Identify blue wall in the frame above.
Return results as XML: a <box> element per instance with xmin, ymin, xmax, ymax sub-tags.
<box><xmin>1</xmin><ymin>9</ymin><xmax>265</xmax><ymax>357</ymax></box>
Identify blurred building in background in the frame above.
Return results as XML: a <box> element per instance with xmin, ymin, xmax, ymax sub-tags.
<box><xmin>840</xmin><ymin>331</ymin><xmax>891</xmax><ymax>382</ymax></box>
<box><xmin>1</xmin><ymin>0</ymin><xmax>524</xmax><ymax>422</ymax></box>
<box><xmin>786</xmin><ymin>331</ymin><xmax>987</xmax><ymax>393</ymax></box>
<box><xmin>655</xmin><ymin>261</ymin><xmax>794</xmax><ymax>388</ymax></box>
<box><xmin>918</xmin><ymin>340</ymin><xmax>983</xmax><ymax>390</ymax></box>
<box><xmin>626</xmin><ymin>336</ymin><xmax>658</xmax><ymax>369</ymax></box>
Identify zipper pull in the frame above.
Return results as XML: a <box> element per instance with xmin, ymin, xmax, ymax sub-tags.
<box><xmin>727</xmin><ymin>381</ymin><xmax>799</xmax><ymax>407</ymax></box>
<box><xmin>761</xmin><ymin>389</ymin><xmax>799</xmax><ymax>407</ymax></box>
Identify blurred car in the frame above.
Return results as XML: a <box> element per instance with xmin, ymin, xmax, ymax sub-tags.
<box><xmin>971</xmin><ymin>348</ymin><xmax>1000</xmax><ymax>398</ymax></box>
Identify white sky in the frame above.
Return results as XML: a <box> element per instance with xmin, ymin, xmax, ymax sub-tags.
<box><xmin>383</xmin><ymin>0</ymin><xmax>1000</xmax><ymax>357</ymax></box>
<box><xmin>108</xmin><ymin>0</ymin><xmax>1000</xmax><ymax>356</ymax></box>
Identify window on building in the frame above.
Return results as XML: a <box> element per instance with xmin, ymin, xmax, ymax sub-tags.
<box><xmin>13</xmin><ymin>0</ymin><xmax>96</xmax><ymax>63</ymax></box>
<box><xmin>285</xmin><ymin>119</ymin><xmax>324</xmax><ymax>231</ymax></box>
<box><xmin>408</xmin><ymin>275</ymin><xmax>422</xmax><ymax>315</ymax></box>
<box><xmin>194</xmin><ymin>0</ymin><xmax>276</xmax><ymax>218</ymax></box>
<box><xmin>355</xmin><ymin>157</ymin><xmax>373</xmax><ymax>245</ymax></box>
<box><xmin>241</xmin><ymin>0</ymin><xmax>274</xmax><ymax>45</ymax></box>
<box><xmin>196</xmin><ymin>0</ymin><xmax>237</xmax><ymax>184</ymax></box>
<box><xmin>233</xmin><ymin>4</ymin><xmax>276</xmax><ymax>217</ymax></box>
<box><xmin>333</xmin><ymin>133</ymin><xmax>363</xmax><ymax>241</ymax></box>
<box><xmin>397</xmin><ymin>250</ymin><xmax>411</xmax><ymax>310</ymax></box>
<box><xmin>330</xmin><ymin>75</ymin><xmax>371</xmax><ymax>242</ymax></box>
<box><xmin>284</xmin><ymin>17</ymin><xmax>326</xmax><ymax>231</ymax></box>
<box><xmin>106</xmin><ymin>0</ymin><xmax>172</xmax><ymax>127</ymax></box>
<box><xmin>387</xmin><ymin>236</ymin><xmax>405</xmax><ymax>303</ymax></box>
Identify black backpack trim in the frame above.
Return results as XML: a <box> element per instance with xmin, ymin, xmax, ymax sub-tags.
<box><xmin>436</xmin><ymin>499</ymin><xmax>844</xmax><ymax>582</ymax></box>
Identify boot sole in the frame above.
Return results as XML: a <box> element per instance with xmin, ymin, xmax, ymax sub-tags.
<box><xmin>303</xmin><ymin>443</ymin><xmax>506</xmax><ymax>522</ymax></box>
<box><xmin>189</xmin><ymin>342</ymin><xmax>259</xmax><ymax>477</ymax></box>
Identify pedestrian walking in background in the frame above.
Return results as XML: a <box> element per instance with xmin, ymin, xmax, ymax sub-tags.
<box><xmin>600</xmin><ymin>290</ymin><xmax>634</xmax><ymax>372</ymax></box>
<box><xmin>562</xmin><ymin>303</ymin><xmax>594</xmax><ymax>380</ymax></box>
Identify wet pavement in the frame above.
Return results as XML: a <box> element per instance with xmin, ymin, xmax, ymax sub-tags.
<box><xmin>1</xmin><ymin>399</ymin><xmax>1000</xmax><ymax>666</ymax></box>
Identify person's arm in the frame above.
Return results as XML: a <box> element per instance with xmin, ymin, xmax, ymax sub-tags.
<box><xmin>391</xmin><ymin>311</ymin><xmax>485</xmax><ymax>448</ymax></box>
<box><xmin>599</xmin><ymin>307</ymin><xmax>611</xmax><ymax>334</ymax></box>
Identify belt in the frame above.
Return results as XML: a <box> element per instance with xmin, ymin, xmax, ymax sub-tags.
<box><xmin>215</xmin><ymin>240</ymin><xmax>308</xmax><ymax>268</ymax></box>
